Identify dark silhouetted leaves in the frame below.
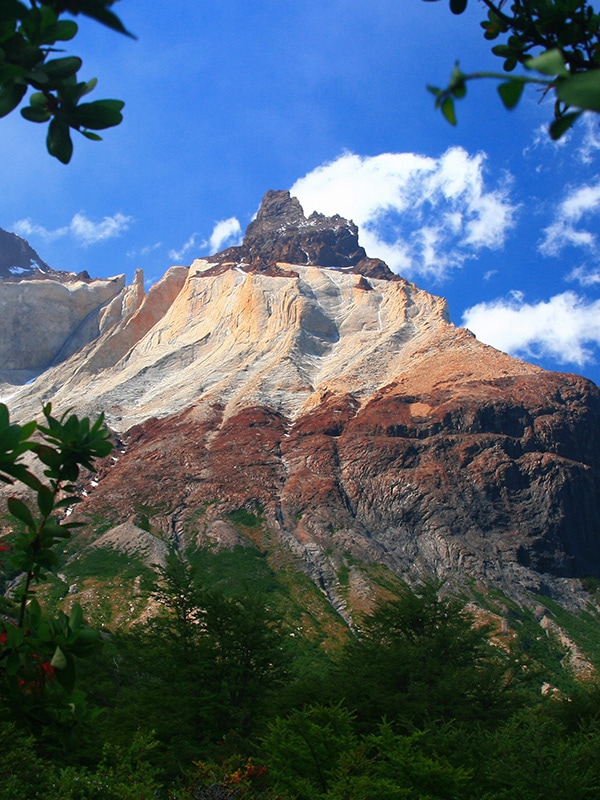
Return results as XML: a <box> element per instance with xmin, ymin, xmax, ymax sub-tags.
<box><xmin>0</xmin><ymin>0</ymin><xmax>131</xmax><ymax>161</ymax></box>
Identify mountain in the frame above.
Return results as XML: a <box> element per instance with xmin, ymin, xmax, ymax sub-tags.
<box><xmin>3</xmin><ymin>191</ymin><xmax>600</xmax><ymax>624</ymax></box>
<box><xmin>0</xmin><ymin>226</ymin><xmax>52</xmax><ymax>279</ymax></box>
<box><xmin>0</xmin><ymin>228</ymin><xmax>128</xmax><ymax>388</ymax></box>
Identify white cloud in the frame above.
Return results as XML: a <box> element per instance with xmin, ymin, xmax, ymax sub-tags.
<box><xmin>524</xmin><ymin>114</ymin><xmax>600</xmax><ymax>166</ymax></box>
<box><xmin>567</xmin><ymin>265</ymin><xmax>600</xmax><ymax>286</ymax></box>
<box><xmin>290</xmin><ymin>147</ymin><xmax>518</xmax><ymax>281</ymax></box>
<box><xmin>208</xmin><ymin>217</ymin><xmax>242</xmax><ymax>252</ymax></box>
<box><xmin>462</xmin><ymin>290</ymin><xmax>600</xmax><ymax>367</ymax></box>
<box><xmin>539</xmin><ymin>179</ymin><xmax>600</xmax><ymax>257</ymax></box>
<box><xmin>127</xmin><ymin>242</ymin><xmax>163</xmax><ymax>258</ymax></box>
<box><xmin>13</xmin><ymin>212</ymin><xmax>133</xmax><ymax>246</ymax></box>
<box><xmin>168</xmin><ymin>233</ymin><xmax>201</xmax><ymax>263</ymax></box>
<box><xmin>13</xmin><ymin>218</ymin><xmax>70</xmax><ymax>242</ymax></box>
<box><xmin>578</xmin><ymin>115</ymin><xmax>600</xmax><ymax>165</ymax></box>
<box><xmin>168</xmin><ymin>217</ymin><xmax>243</xmax><ymax>263</ymax></box>
<box><xmin>525</xmin><ymin>123</ymin><xmax>571</xmax><ymax>160</ymax></box>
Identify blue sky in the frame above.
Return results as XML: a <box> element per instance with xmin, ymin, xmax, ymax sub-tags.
<box><xmin>2</xmin><ymin>1</ymin><xmax>600</xmax><ymax>384</ymax></box>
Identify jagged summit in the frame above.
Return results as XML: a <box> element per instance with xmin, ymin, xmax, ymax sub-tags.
<box><xmin>0</xmin><ymin>227</ymin><xmax>52</xmax><ymax>280</ymax></box>
<box><xmin>208</xmin><ymin>190</ymin><xmax>396</xmax><ymax>280</ymax></box>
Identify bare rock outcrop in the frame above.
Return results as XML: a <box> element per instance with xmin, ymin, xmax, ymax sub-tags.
<box><xmin>4</xmin><ymin>191</ymin><xmax>600</xmax><ymax>613</ymax></box>
<box><xmin>0</xmin><ymin>274</ymin><xmax>126</xmax><ymax>388</ymax></box>
<box><xmin>208</xmin><ymin>190</ymin><xmax>397</xmax><ymax>278</ymax></box>
<box><xmin>0</xmin><ymin>226</ymin><xmax>52</xmax><ymax>279</ymax></box>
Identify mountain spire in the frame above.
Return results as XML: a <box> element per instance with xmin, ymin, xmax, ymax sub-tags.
<box><xmin>209</xmin><ymin>190</ymin><xmax>394</xmax><ymax>279</ymax></box>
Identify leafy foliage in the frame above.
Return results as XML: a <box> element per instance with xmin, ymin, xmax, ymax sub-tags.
<box><xmin>323</xmin><ymin>580</ymin><xmax>523</xmax><ymax>732</ymax></box>
<box><xmin>0</xmin><ymin>0</ymin><xmax>132</xmax><ymax>162</ymax></box>
<box><xmin>426</xmin><ymin>0</ymin><xmax>600</xmax><ymax>138</ymax></box>
<box><xmin>0</xmin><ymin>402</ymin><xmax>111</xmax><ymax>740</ymax></box>
<box><xmin>2</xmin><ymin>403</ymin><xmax>600</xmax><ymax>797</ymax></box>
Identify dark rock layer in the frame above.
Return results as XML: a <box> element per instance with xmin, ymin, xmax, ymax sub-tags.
<box><xmin>210</xmin><ymin>190</ymin><xmax>397</xmax><ymax>279</ymax></box>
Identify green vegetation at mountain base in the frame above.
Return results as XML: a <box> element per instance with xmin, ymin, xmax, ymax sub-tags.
<box><xmin>3</xmin><ymin>406</ymin><xmax>600</xmax><ymax>797</ymax></box>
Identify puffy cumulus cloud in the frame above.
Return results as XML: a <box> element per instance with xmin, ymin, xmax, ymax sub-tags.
<box><xmin>208</xmin><ymin>217</ymin><xmax>242</xmax><ymax>252</ymax></box>
<box><xmin>168</xmin><ymin>218</ymin><xmax>242</xmax><ymax>263</ymax></box>
<box><xmin>290</xmin><ymin>147</ymin><xmax>517</xmax><ymax>281</ymax></box>
<box><xmin>69</xmin><ymin>213</ymin><xmax>133</xmax><ymax>245</ymax></box>
<box><xmin>539</xmin><ymin>179</ymin><xmax>600</xmax><ymax>257</ymax></box>
<box><xmin>462</xmin><ymin>290</ymin><xmax>600</xmax><ymax>367</ymax></box>
<box><xmin>14</xmin><ymin>212</ymin><xmax>133</xmax><ymax>246</ymax></box>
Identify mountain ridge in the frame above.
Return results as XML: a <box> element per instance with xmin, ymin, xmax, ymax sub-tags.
<box><xmin>2</xmin><ymin>191</ymin><xmax>600</xmax><ymax>619</ymax></box>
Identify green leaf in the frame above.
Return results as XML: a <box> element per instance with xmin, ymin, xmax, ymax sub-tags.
<box><xmin>441</xmin><ymin>96</ymin><xmax>456</xmax><ymax>125</ymax></box>
<box><xmin>26</xmin><ymin>597</ymin><xmax>42</xmax><ymax>622</ymax></box>
<box><xmin>5</xmin><ymin>625</ymin><xmax>25</xmax><ymax>649</ymax></box>
<box><xmin>25</xmin><ymin>68</ymin><xmax>49</xmax><ymax>87</ymax></box>
<box><xmin>526</xmin><ymin>49</ymin><xmax>569</xmax><ymax>77</ymax></box>
<box><xmin>75</xmin><ymin>0</ymin><xmax>136</xmax><ymax>38</ymax></box>
<box><xmin>70</xmin><ymin>98</ymin><xmax>124</xmax><ymax>129</ymax></box>
<box><xmin>498</xmin><ymin>80</ymin><xmax>525</xmax><ymax>109</ymax></box>
<box><xmin>55</xmin><ymin>495</ymin><xmax>81</xmax><ymax>508</ymax></box>
<box><xmin>51</xmin><ymin>644</ymin><xmax>68</xmax><ymax>670</ymax></box>
<box><xmin>52</xmin><ymin>20</ymin><xmax>78</xmax><ymax>42</ymax></box>
<box><xmin>556</xmin><ymin>71</ymin><xmax>600</xmax><ymax>112</ymax></box>
<box><xmin>21</xmin><ymin>104</ymin><xmax>50</xmax><ymax>122</ymax></box>
<box><xmin>483</xmin><ymin>26</ymin><xmax>500</xmax><ymax>41</ymax></box>
<box><xmin>36</xmin><ymin>444</ymin><xmax>62</xmax><ymax>470</ymax></box>
<box><xmin>47</xmin><ymin>116</ymin><xmax>73</xmax><ymax>163</ymax></box>
<box><xmin>450</xmin><ymin>0</ymin><xmax>468</xmax><ymax>14</ymax></box>
<box><xmin>69</xmin><ymin>603</ymin><xmax>83</xmax><ymax>632</ymax></box>
<box><xmin>81</xmin><ymin>129</ymin><xmax>102</xmax><ymax>140</ymax></box>
<box><xmin>549</xmin><ymin>111</ymin><xmax>582</xmax><ymax>139</ymax></box>
<box><xmin>36</xmin><ymin>485</ymin><xmax>55</xmax><ymax>516</ymax></box>
<box><xmin>7</xmin><ymin>497</ymin><xmax>36</xmax><ymax>528</ymax></box>
<box><xmin>54</xmin><ymin>652</ymin><xmax>76</xmax><ymax>691</ymax></box>
<box><xmin>40</xmin><ymin>521</ymin><xmax>71</xmax><ymax>541</ymax></box>
<box><xmin>79</xmin><ymin>76</ymin><xmax>97</xmax><ymax>99</ymax></box>
<box><xmin>43</xmin><ymin>56</ymin><xmax>82</xmax><ymax>81</ymax></box>
<box><xmin>9</xmin><ymin>550</ymin><xmax>33</xmax><ymax>572</ymax></box>
<box><xmin>0</xmin><ymin>82</ymin><xmax>26</xmax><ymax>117</ymax></box>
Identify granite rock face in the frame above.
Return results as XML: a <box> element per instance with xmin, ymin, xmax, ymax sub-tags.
<box><xmin>0</xmin><ymin>222</ymin><xmax>185</xmax><ymax>388</ymax></box>
<box><xmin>0</xmin><ymin>273</ymin><xmax>127</xmax><ymax>387</ymax></box>
<box><xmin>4</xmin><ymin>193</ymin><xmax>600</xmax><ymax>611</ymax></box>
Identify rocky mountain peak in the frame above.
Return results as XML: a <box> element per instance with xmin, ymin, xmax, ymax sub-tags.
<box><xmin>0</xmin><ymin>226</ymin><xmax>52</xmax><ymax>280</ymax></box>
<box><xmin>251</xmin><ymin>189</ymin><xmax>306</xmax><ymax>225</ymax></box>
<box><xmin>242</xmin><ymin>189</ymin><xmax>367</xmax><ymax>269</ymax></box>
<box><xmin>210</xmin><ymin>190</ymin><xmax>395</xmax><ymax>279</ymax></box>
